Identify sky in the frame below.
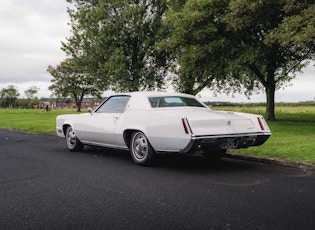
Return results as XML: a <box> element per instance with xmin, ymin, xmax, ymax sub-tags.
<box><xmin>0</xmin><ymin>0</ymin><xmax>314</xmax><ymax>103</ymax></box>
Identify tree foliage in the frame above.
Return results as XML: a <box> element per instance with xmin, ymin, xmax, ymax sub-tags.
<box><xmin>0</xmin><ymin>85</ymin><xmax>20</xmax><ymax>109</ymax></box>
<box><xmin>163</xmin><ymin>0</ymin><xmax>315</xmax><ymax>120</ymax></box>
<box><xmin>24</xmin><ymin>86</ymin><xmax>40</xmax><ymax>108</ymax></box>
<box><xmin>48</xmin><ymin>58</ymin><xmax>103</xmax><ymax>112</ymax></box>
<box><xmin>63</xmin><ymin>0</ymin><xmax>169</xmax><ymax>92</ymax></box>
<box><xmin>266</xmin><ymin>0</ymin><xmax>315</xmax><ymax>47</ymax></box>
<box><xmin>160</xmin><ymin>0</ymin><xmax>231</xmax><ymax>95</ymax></box>
<box><xmin>51</xmin><ymin>0</ymin><xmax>315</xmax><ymax>120</ymax></box>
<box><xmin>24</xmin><ymin>86</ymin><xmax>39</xmax><ymax>99</ymax></box>
<box><xmin>222</xmin><ymin>0</ymin><xmax>315</xmax><ymax>120</ymax></box>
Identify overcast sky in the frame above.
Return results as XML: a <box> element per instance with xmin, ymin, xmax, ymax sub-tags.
<box><xmin>0</xmin><ymin>0</ymin><xmax>314</xmax><ymax>102</ymax></box>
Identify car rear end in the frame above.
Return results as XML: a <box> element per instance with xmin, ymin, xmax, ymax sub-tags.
<box><xmin>180</xmin><ymin>109</ymin><xmax>271</xmax><ymax>153</ymax></box>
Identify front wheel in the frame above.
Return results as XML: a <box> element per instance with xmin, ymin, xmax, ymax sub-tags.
<box><xmin>65</xmin><ymin>126</ymin><xmax>84</xmax><ymax>151</ymax></box>
<box><xmin>130</xmin><ymin>131</ymin><xmax>155</xmax><ymax>166</ymax></box>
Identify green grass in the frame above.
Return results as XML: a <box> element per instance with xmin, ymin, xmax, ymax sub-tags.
<box><xmin>0</xmin><ymin>107</ymin><xmax>314</xmax><ymax>164</ymax></box>
<box><xmin>212</xmin><ymin>106</ymin><xmax>315</xmax><ymax>164</ymax></box>
<box><xmin>0</xmin><ymin>109</ymin><xmax>78</xmax><ymax>133</ymax></box>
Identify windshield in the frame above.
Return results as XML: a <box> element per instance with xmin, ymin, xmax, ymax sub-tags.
<box><xmin>148</xmin><ymin>96</ymin><xmax>206</xmax><ymax>108</ymax></box>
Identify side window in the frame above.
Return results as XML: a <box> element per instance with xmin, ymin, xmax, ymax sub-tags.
<box><xmin>96</xmin><ymin>96</ymin><xmax>130</xmax><ymax>113</ymax></box>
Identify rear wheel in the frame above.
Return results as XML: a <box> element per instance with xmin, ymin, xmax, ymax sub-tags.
<box><xmin>130</xmin><ymin>131</ymin><xmax>155</xmax><ymax>166</ymax></box>
<box><xmin>65</xmin><ymin>126</ymin><xmax>84</xmax><ymax>151</ymax></box>
<box><xmin>202</xmin><ymin>149</ymin><xmax>226</xmax><ymax>162</ymax></box>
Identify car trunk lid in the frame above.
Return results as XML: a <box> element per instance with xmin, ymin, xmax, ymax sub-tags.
<box><xmin>182</xmin><ymin>109</ymin><xmax>259</xmax><ymax>136</ymax></box>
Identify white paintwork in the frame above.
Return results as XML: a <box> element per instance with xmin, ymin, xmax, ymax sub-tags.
<box><xmin>56</xmin><ymin>91</ymin><xmax>271</xmax><ymax>153</ymax></box>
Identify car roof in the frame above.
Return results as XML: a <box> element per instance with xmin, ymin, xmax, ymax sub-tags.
<box><xmin>115</xmin><ymin>91</ymin><xmax>195</xmax><ymax>98</ymax></box>
<box><xmin>112</xmin><ymin>91</ymin><xmax>198</xmax><ymax>110</ymax></box>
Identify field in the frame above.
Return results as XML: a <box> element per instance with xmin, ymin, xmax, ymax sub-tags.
<box><xmin>0</xmin><ymin>109</ymin><xmax>75</xmax><ymax>133</ymax></box>
<box><xmin>0</xmin><ymin>106</ymin><xmax>314</xmax><ymax>163</ymax></box>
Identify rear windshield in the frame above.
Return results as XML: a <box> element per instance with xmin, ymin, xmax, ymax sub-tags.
<box><xmin>148</xmin><ymin>96</ymin><xmax>206</xmax><ymax>108</ymax></box>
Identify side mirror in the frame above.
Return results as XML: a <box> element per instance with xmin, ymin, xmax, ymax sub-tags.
<box><xmin>87</xmin><ymin>107</ymin><xmax>93</xmax><ymax>114</ymax></box>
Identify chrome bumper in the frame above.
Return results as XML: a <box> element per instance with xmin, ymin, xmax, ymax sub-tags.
<box><xmin>182</xmin><ymin>132</ymin><xmax>271</xmax><ymax>153</ymax></box>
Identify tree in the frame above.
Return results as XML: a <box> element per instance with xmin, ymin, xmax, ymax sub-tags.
<box><xmin>63</xmin><ymin>0</ymin><xmax>169</xmax><ymax>92</ymax></box>
<box><xmin>24</xmin><ymin>86</ymin><xmax>39</xmax><ymax>99</ymax></box>
<box><xmin>160</xmin><ymin>0</ymin><xmax>231</xmax><ymax>95</ymax></box>
<box><xmin>266</xmin><ymin>1</ymin><xmax>315</xmax><ymax>48</ymax></box>
<box><xmin>222</xmin><ymin>0</ymin><xmax>315</xmax><ymax>120</ymax></box>
<box><xmin>48</xmin><ymin>58</ymin><xmax>103</xmax><ymax>112</ymax></box>
<box><xmin>163</xmin><ymin>0</ymin><xmax>315</xmax><ymax>120</ymax></box>
<box><xmin>24</xmin><ymin>86</ymin><xmax>40</xmax><ymax>108</ymax></box>
<box><xmin>0</xmin><ymin>85</ymin><xmax>20</xmax><ymax>109</ymax></box>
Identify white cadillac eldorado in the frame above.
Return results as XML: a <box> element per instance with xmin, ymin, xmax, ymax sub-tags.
<box><xmin>56</xmin><ymin>91</ymin><xmax>271</xmax><ymax>165</ymax></box>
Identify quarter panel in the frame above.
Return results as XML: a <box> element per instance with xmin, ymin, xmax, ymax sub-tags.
<box><xmin>117</xmin><ymin>110</ymin><xmax>192</xmax><ymax>152</ymax></box>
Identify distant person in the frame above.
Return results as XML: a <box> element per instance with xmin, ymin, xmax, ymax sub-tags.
<box><xmin>43</xmin><ymin>101</ymin><xmax>50</xmax><ymax>112</ymax></box>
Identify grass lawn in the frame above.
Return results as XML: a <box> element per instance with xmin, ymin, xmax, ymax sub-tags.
<box><xmin>0</xmin><ymin>109</ymin><xmax>77</xmax><ymax>133</ymax></box>
<box><xmin>212</xmin><ymin>106</ymin><xmax>315</xmax><ymax>164</ymax></box>
<box><xmin>0</xmin><ymin>106</ymin><xmax>314</xmax><ymax>163</ymax></box>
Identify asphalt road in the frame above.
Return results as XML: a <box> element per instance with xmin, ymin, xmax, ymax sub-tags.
<box><xmin>0</xmin><ymin>130</ymin><xmax>314</xmax><ymax>230</ymax></box>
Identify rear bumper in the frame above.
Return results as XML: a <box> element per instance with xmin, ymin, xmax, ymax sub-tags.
<box><xmin>182</xmin><ymin>132</ymin><xmax>271</xmax><ymax>153</ymax></box>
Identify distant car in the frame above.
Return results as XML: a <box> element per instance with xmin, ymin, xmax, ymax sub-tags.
<box><xmin>56</xmin><ymin>92</ymin><xmax>271</xmax><ymax>165</ymax></box>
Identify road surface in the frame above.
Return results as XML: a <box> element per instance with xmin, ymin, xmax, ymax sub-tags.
<box><xmin>0</xmin><ymin>130</ymin><xmax>314</xmax><ymax>229</ymax></box>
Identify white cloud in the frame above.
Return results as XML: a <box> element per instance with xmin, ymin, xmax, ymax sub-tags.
<box><xmin>0</xmin><ymin>0</ymin><xmax>70</xmax><ymax>83</ymax></box>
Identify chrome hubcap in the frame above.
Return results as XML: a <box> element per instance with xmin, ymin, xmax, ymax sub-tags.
<box><xmin>133</xmin><ymin>133</ymin><xmax>148</xmax><ymax>160</ymax></box>
<box><xmin>67</xmin><ymin>128</ymin><xmax>76</xmax><ymax>147</ymax></box>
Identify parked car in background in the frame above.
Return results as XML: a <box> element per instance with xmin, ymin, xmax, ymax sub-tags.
<box><xmin>56</xmin><ymin>91</ymin><xmax>271</xmax><ymax>166</ymax></box>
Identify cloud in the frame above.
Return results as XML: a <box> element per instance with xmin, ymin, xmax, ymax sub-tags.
<box><xmin>0</xmin><ymin>0</ymin><xmax>70</xmax><ymax>83</ymax></box>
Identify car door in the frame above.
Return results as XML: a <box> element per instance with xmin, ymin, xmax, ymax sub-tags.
<box><xmin>77</xmin><ymin>95</ymin><xmax>130</xmax><ymax>147</ymax></box>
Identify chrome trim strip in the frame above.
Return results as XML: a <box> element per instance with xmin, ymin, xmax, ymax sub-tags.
<box><xmin>192</xmin><ymin>132</ymin><xmax>271</xmax><ymax>139</ymax></box>
<box><xmin>81</xmin><ymin>141</ymin><xmax>129</xmax><ymax>151</ymax></box>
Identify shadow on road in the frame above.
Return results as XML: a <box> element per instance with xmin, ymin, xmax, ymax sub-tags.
<box><xmin>81</xmin><ymin>145</ymin><xmax>257</xmax><ymax>172</ymax></box>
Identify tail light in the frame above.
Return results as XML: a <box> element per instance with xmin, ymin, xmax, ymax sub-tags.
<box><xmin>257</xmin><ymin>117</ymin><xmax>265</xmax><ymax>131</ymax></box>
<box><xmin>182</xmin><ymin>118</ymin><xmax>192</xmax><ymax>134</ymax></box>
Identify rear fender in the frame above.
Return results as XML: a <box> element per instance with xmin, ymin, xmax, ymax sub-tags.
<box><xmin>123</xmin><ymin>126</ymin><xmax>148</xmax><ymax>149</ymax></box>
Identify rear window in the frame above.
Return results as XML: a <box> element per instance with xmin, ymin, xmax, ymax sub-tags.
<box><xmin>148</xmin><ymin>96</ymin><xmax>206</xmax><ymax>108</ymax></box>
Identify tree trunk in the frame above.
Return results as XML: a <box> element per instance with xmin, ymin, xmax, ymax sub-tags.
<box><xmin>76</xmin><ymin>97</ymin><xmax>83</xmax><ymax>112</ymax></box>
<box><xmin>265</xmin><ymin>79</ymin><xmax>276</xmax><ymax>121</ymax></box>
<box><xmin>76</xmin><ymin>101</ymin><xmax>81</xmax><ymax>112</ymax></box>
<box><xmin>73</xmin><ymin>94</ymin><xmax>82</xmax><ymax>112</ymax></box>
